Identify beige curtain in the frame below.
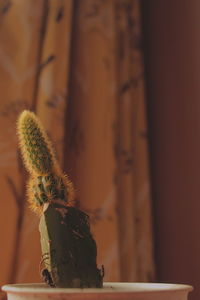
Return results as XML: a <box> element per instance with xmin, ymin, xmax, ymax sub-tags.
<box><xmin>0</xmin><ymin>0</ymin><xmax>154</xmax><ymax>295</ymax></box>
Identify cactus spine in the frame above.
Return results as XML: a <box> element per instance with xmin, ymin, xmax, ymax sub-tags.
<box><xmin>17</xmin><ymin>110</ymin><xmax>103</xmax><ymax>288</ymax></box>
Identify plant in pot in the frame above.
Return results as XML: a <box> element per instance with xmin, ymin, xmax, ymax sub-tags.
<box><xmin>2</xmin><ymin>111</ymin><xmax>193</xmax><ymax>300</ymax></box>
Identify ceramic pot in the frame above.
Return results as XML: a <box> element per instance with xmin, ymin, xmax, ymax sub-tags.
<box><xmin>2</xmin><ymin>282</ymin><xmax>193</xmax><ymax>300</ymax></box>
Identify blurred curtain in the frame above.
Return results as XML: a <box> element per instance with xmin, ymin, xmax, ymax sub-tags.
<box><xmin>0</xmin><ymin>0</ymin><xmax>154</xmax><ymax>292</ymax></box>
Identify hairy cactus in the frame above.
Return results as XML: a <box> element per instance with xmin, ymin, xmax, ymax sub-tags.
<box><xmin>17</xmin><ymin>110</ymin><xmax>74</xmax><ymax>213</ymax></box>
<box><xmin>17</xmin><ymin>110</ymin><xmax>104</xmax><ymax>288</ymax></box>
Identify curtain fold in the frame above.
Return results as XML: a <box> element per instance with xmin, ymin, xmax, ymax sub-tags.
<box><xmin>114</xmin><ymin>0</ymin><xmax>154</xmax><ymax>282</ymax></box>
<box><xmin>0</xmin><ymin>0</ymin><xmax>154</xmax><ymax>289</ymax></box>
<box><xmin>0</xmin><ymin>0</ymin><xmax>45</xmax><ymax>286</ymax></box>
<box><xmin>65</xmin><ymin>0</ymin><xmax>121</xmax><ymax>281</ymax></box>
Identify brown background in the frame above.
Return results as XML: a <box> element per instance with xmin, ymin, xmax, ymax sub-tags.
<box><xmin>143</xmin><ymin>1</ymin><xmax>200</xmax><ymax>300</ymax></box>
<box><xmin>0</xmin><ymin>1</ymin><xmax>154</xmax><ymax>299</ymax></box>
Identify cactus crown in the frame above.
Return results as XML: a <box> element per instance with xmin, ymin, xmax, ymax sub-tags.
<box><xmin>17</xmin><ymin>110</ymin><xmax>58</xmax><ymax>176</ymax></box>
<box><xmin>17</xmin><ymin>110</ymin><xmax>74</xmax><ymax>214</ymax></box>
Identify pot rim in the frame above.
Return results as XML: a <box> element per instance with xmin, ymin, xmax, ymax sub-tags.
<box><xmin>2</xmin><ymin>282</ymin><xmax>193</xmax><ymax>295</ymax></box>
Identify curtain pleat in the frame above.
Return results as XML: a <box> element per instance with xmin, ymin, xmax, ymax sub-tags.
<box><xmin>115</xmin><ymin>0</ymin><xmax>155</xmax><ymax>281</ymax></box>
<box><xmin>114</xmin><ymin>0</ymin><xmax>139</xmax><ymax>281</ymax></box>
<box><xmin>0</xmin><ymin>0</ymin><xmax>155</xmax><ymax>287</ymax></box>
<box><xmin>130</xmin><ymin>1</ymin><xmax>154</xmax><ymax>281</ymax></box>
<box><xmin>0</xmin><ymin>0</ymin><xmax>45</xmax><ymax>285</ymax></box>
<box><xmin>35</xmin><ymin>0</ymin><xmax>73</xmax><ymax>164</ymax></box>
<box><xmin>65</xmin><ymin>0</ymin><xmax>121</xmax><ymax>281</ymax></box>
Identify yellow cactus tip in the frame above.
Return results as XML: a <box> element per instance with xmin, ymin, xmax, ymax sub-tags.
<box><xmin>17</xmin><ymin>110</ymin><xmax>58</xmax><ymax>176</ymax></box>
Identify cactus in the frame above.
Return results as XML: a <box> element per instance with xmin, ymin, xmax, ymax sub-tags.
<box><xmin>17</xmin><ymin>110</ymin><xmax>104</xmax><ymax>288</ymax></box>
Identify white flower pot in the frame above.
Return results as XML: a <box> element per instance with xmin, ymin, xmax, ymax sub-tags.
<box><xmin>2</xmin><ymin>282</ymin><xmax>193</xmax><ymax>300</ymax></box>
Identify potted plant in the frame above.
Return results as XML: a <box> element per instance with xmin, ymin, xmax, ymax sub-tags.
<box><xmin>2</xmin><ymin>111</ymin><xmax>193</xmax><ymax>300</ymax></box>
